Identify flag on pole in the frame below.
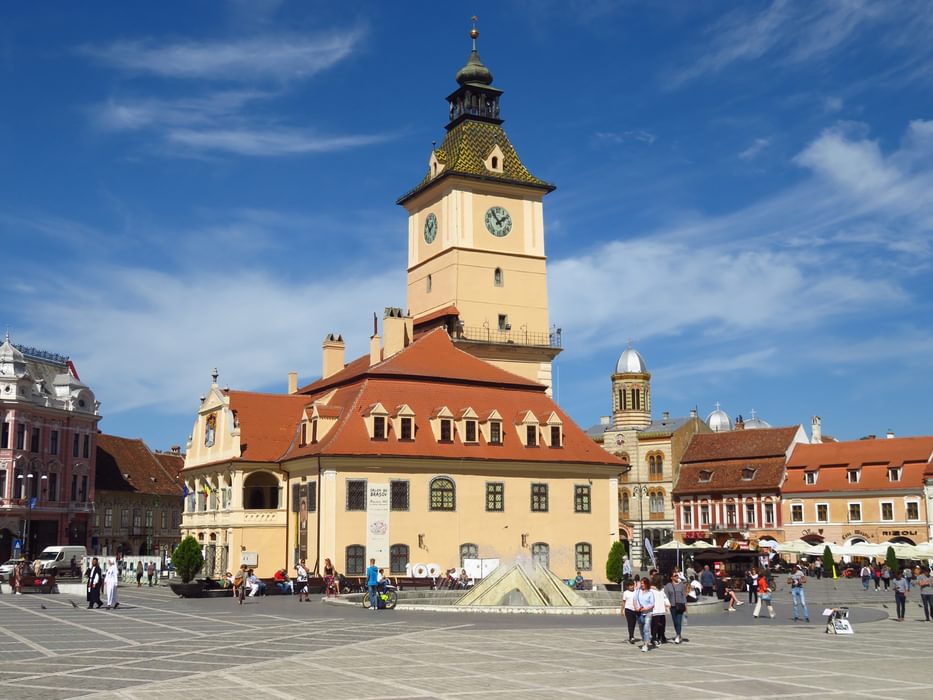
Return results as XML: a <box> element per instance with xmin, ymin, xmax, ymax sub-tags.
<box><xmin>644</xmin><ymin>537</ymin><xmax>656</xmax><ymax>568</ymax></box>
<box><xmin>182</xmin><ymin>484</ymin><xmax>189</xmax><ymax>497</ymax></box>
<box><xmin>202</xmin><ymin>483</ymin><xmax>212</xmax><ymax>497</ymax></box>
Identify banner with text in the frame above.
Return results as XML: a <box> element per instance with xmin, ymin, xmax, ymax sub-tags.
<box><xmin>367</xmin><ymin>483</ymin><xmax>390</xmax><ymax>568</ymax></box>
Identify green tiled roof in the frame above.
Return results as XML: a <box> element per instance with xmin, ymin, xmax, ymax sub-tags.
<box><xmin>398</xmin><ymin>120</ymin><xmax>554</xmax><ymax>204</ymax></box>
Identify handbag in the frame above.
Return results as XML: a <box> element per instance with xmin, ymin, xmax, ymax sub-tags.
<box><xmin>674</xmin><ymin>602</ymin><xmax>686</xmax><ymax>614</ymax></box>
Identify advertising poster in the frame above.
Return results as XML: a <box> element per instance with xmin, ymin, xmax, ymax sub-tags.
<box><xmin>367</xmin><ymin>483</ymin><xmax>390</xmax><ymax>567</ymax></box>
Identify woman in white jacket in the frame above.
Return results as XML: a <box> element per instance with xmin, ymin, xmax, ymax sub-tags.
<box><xmin>650</xmin><ymin>575</ymin><xmax>670</xmax><ymax>645</ymax></box>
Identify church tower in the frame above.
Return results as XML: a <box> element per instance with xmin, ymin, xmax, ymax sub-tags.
<box><xmin>611</xmin><ymin>346</ymin><xmax>651</xmax><ymax>429</ymax></box>
<box><xmin>397</xmin><ymin>23</ymin><xmax>560</xmax><ymax>390</ymax></box>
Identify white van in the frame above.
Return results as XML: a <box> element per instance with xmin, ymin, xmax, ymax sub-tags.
<box><xmin>36</xmin><ymin>546</ymin><xmax>87</xmax><ymax>575</ymax></box>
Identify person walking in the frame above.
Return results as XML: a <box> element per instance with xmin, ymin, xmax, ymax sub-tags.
<box><xmin>233</xmin><ymin>564</ymin><xmax>248</xmax><ymax>605</ymax></box>
<box><xmin>892</xmin><ymin>569</ymin><xmax>908</xmax><ymax>621</ymax></box>
<box><xmin>753</xmin><ymin>574</ymin><xmax>776</xmax><ymax>619</ymax></box>
<box><xmin>621</xmin><ymin>579</ymin><xmax>638</xmax><ymax>644</ymax></box>
<box><xmin>634</xmin><ymin>578</ymin><xmax>655</xmax><ymax>652</ymax></box>
<box><xmin>622</xmin><ymin>556</ymin><xmax>633</xmax><ymax>582</ymax></box>
<box><xmin>814</xmin><ymin>559</ymin><xmax>823</xmax><ymax>580</ymax></box>
<box><xmin>366</xmin><ymin>558</ymin><xmax>380</xmax><ymax>611</ymax></box>
<box><xmin>103</xmin><ymin>559</ymin><xmax>120</xmax><ymax>610</ymax></box>
<box><xmin>663</xmin><ymin>572</ymin><xmax>688</xmax><ymax>644</ymax></box>
<box><xmin>146</xmin><ymin>561</ymin><xmax>156</xmax><ymax>587</ymax></box>
<box><xmin>650</xmin><ymin>576</ymin><xmax>669</xmax><ymax>645</ymax></box>
<box><xmin>788</xmin><ymin>565</ymin><xmax>809</xmax><ymax>622</ymax></box>
<box><xmin>86</xmin><ymin>557</ymin><xmax>103</xmax><ymax>609</ymax></box>
<box><xmin>746</xmin><ymin>568</ymin><xmax>759</xmax><ymax>604</ymax></box>
<box><xmin>917</xmin><ymin>566</ymin><xmax>933</xmax><ymax>622</ymax></box>
<box><xmin>295</xmin><ymin>558</ymin><xmax>310</xmax><ymax>602</ymax></box>
<box><xmin>860</xmin><ymin>563</ymin><xmax>872</xmax><ymax>591</ymax></box>
<box><xmin>135</xmin><ymin>561</ymin><xmax>144</xmax><ymax>588</ymax></box>
<box><xmin>881</xmin><ymin>564</ymin><xmax>892</xmax><ymax>591</ymax></box>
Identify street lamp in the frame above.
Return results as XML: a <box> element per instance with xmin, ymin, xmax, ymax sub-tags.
<box><xmin>633</xmin><ymin>484</ymin><xmax>649</xmax><ymax>571</ymax></box>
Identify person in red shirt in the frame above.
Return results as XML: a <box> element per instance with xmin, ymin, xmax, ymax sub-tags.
<box><xmin>753</xmin><ymin>573</ymin><xmax>775</xmax><ymax>618</ymax></box>
<box><xmin>273</xmin><ymin>568</ymin><xmax>294</xmax><ymax>594</ymax></box>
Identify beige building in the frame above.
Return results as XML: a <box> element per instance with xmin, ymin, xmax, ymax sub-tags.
<box><xmin>180</xmin><ymin>30</ymin><xmax>626</xmax><ymax>581</ymax></box>
<box><xmin>589</xmin><ymin>346</ymin><xmax>709</xmax><ymax>568</ymax></box>
<box><xmin>783</xmin><ymin>436</ymin><xmax>933</xmax><ymax>548</ymax></box>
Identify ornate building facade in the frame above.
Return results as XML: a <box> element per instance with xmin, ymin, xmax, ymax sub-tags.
<box><xmin>180</xmin><ymin>27</ymin><xmax>626</xmax><ymax>581</ymax></box>
<box><xmin>0</xmin><ymin>335</ymin><xmax>99</xmax><ymax>561</ymax></box>
<box><xmin>589</xmin><ymin>346</ymin><xmax>709</xmax><ymax>568</ymax></box>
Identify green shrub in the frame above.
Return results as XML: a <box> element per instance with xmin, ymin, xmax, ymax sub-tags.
<box><xmin>605</xmin><ymin>541</ymin><xmax>627</xmax><ymax>583</ymax></box>
<box><xmin>822</xmin><ymin>545</ymin><xmax>835</xmax><ymax>576</ymax></box>
<box><xmin>885</xmin><ymin>545</ymin><xmax>899</xmax><ymax>574</ymax></box>
<box><xmin>171</xmin><ymin>535</ymin><xmax>205</xmax><ymax>583</ymax></box>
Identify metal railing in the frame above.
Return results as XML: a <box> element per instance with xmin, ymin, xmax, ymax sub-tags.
<box><xmin>454</xmin><ymin>325</ymin><xmax>562</xmax><ymax>348</ymax></box>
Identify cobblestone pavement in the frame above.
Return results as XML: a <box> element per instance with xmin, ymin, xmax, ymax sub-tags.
<box><xmin>0</xmin><ymin>578</ymin><xmax>931</xmax><ymax>699</ymax></box>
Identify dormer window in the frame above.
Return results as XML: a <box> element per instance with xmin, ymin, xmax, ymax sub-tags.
<box><xmin>741</xmin><ymin>468</ymin><xmax>756</xmax><ymax>481</ymax></box>
<box><xmin>491</xmin><ymin>156</ymin><xmax>498</xmax><ymax>169</ymax></box>
<box><xmin>490</xmin><ymin>420</ymin><xmax>502</xmax><ymax>445</ymax></box>
<box><xmin>804</xmin><ymin>470</ymin><xmax>817</xmax><ymax>485</ymax></box>
<box><xmin>550</xmin><ymin>425</ymin><xmax>561</xmax><ymax>448</ymax></box>
<box><xmin>311</xmin><ymin>418</ymin><xmax>318</xmax><ymax>444</ymax></box>
<box><xmin>887</xmin><ymin>467</ymin><xmax>901</xmax><ymax>482</ymax></box>
<box><xmin>372</xmin><ymin>416</ymin><xmax>386</xmax><ymax>440</ymax></box>
<box><xmin>400</xmin><ymin>417</ymin><xmax>413</xmax><ymax>441</ymax></box>
<box><xmin>440</xmin><ymin>419</ymin><xmax>452</xmax><ymax>442</ymax></box>
<box><xmin>847</xmin><ymin>469</ymin><xmax>860</xmax><ymax>484</ymax></box>
<box><xmin>484</xmin><ymin>144</ymin><xmax>505</xmax><ymax>173</ymax></box>
<box><xmin>698</xmin><ymin>470</ymin><xmax>712</xmax><ymax>483</ymax></box>
<box><xmin>465</xmin><ymin>420</ymin><xmax>477</xmax><ymax>443</ymax></box>
<box><xmin>526</xmin><ymin>425</ymin><xmax>537</xmax><ymax>447</ymax></box>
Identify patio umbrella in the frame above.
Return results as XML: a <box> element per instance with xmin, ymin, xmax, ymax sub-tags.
<box><xmin>776</xmin><ymin>539</ymin><xmax>812</xmax><ymax>555</ymax></box>
<box><xmin>656</xmin><ymin>540</ymin><xmax>692</xmax><ymax>550</ymax></box>
<box><xmin>691</xmin><ymin>540</ymin><xmax>713</xmax><ymax>549</ymax></box>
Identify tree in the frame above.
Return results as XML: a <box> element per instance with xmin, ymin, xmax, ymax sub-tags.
<box><xmin>885</xmin><ymin>545</ymin><xmax>899</xmax><ymax>574</ymax></box>
<box><xmin>171</xmin><ymin>535</ymin><xmax>205</xmax><ymax>583</ymax></box>
<box><xmin>822</xmin><ymin>545</ymin><xmax>835</xmax><ymax>576</ymax></box>
<box><xmin>605</xmin><ymin>541</ymin><xmax>627</xmax><ymax>584</ymax></box>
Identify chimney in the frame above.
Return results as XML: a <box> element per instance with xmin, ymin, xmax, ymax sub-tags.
<box><xmin>370</xmin><ymin>312</ymin><xmax>382</xmax><ymax>366</ymax></box>
<box><xmin>690</xmin><ymin>407</ymin><xmax>698</xmax><ymax>418</ymax></box>
<box><xmin>382</xmin><ymin>307</ymin><xmax>413</xmax><ymax>358</ymax></box>
<box><xmin>811</xmin><ymin>416</ymin><xmax>822</xmax><ymax>444</ymax></box>
<box><xmin>287</xmin><ymin>371</ymin><xmax>298</xmax><ymax>394</ymax></box>
<box><xmin>599</xmin><ymin>415</ymin><xmax>610</xmax><ymax>426</ymax></box>
<box><xmin>735</xmin><ymin>414</ymin><xmax>745</xmax><ymax>430</ymax></box>
<box><xmin>322</xmin><ymin>334</ymin><xmax>346</xmax><ymax>379</ymax></box>
<box><xmin>886</xmin><ymin>429</ymin><xmax>895</xmax><ymax>439</ymax></box>
<box><xmin>662</xmin><ymin>411</ymin><xmax>670</xmax><ymax>421</ymax></box>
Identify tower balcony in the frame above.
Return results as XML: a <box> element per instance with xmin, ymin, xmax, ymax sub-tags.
<box><xmin>453</xmin><ymin>324</ymin><xmax>561</xmax><ymax>349</ymax></box>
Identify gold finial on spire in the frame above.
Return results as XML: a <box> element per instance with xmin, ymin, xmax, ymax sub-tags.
<box><xmin>470</xmin><ymin>15</ymin><xmax>478</xmax><ymax>48</ymax></box>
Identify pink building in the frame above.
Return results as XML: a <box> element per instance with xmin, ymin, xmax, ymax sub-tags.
<box><xmin>0</xmin><ymin>334</ymin><xmax>100</xmax><ymax>560</ymax></box>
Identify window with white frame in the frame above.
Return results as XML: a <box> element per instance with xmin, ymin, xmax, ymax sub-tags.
<box><xmin>847</xmin><ymin>469</ymin><xmax>860</xmax><ymax>484</ymax></box>
<box><xmin>763</xmin><ymin>502</ymin><xmax>775</xmax><ymax>525</ymax></box>
<box><xmin>791</xmin><ymin>503</ymin><xmax>804</xmax><ymax>522</ymax></box>
<box><xmin>880</xmin><ymin>501</ymin><xmax>894</xmax><ymax>521</ymax></box>
<box><xmin>745</xmin><ymin>502</ymin><xmax>755</xmax><ymax>525</ymax></box>
<box><xmin>725</xmin><ymin>503</ymin><xmax>737</xmax><ymax>526</ymax></box>
<box><xmin>682</xmin><ymin>504</ymin><xmax>693</xmax><ymax>526</ymax></box>
<box><xmin>848</xmin><ymin>502</ymin><xmax>862</xmax><ymax>522</ymax></box>
<box><xmin>700</xmin><ymin>503</ymin><xmax>710</xmax><ymax>525</ymax></box>
<box><xmin>906</xmin><ymin>501</ymin><xmax>920</xmax><ymax>521</ymax></box>
<box><xmin>804</xmin><ymin>470</ymin><xmax>818</xmax><ymax>485</ymax></box>
<box><xmin>816</xmin><ymin>503</ymin><xmax>829</xmax><ymax>522</ymax></box>
<box><xmin>887</xmin><ymin>467</ymin><xmax>901</xmax><ymax>482</ymax></box>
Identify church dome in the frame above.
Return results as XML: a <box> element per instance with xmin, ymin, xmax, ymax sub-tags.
<box><xmin>743</xmin><ymin>409</ymin><xmax>771</xmax><ymax>430</ymax></box>
<box><xmin>706</xmin><ymin>403</ymin><xmax>732</xmax><ymax>432</ymax></box>
<box><xmin>456</xmin><ymin>49</ymin><xmax>493</xmax><ymax>85</ymax></box>
<box><xmin>615</xmin><ymin>347</ymin><xmax>647</xmax><ymax>374</ymax></box>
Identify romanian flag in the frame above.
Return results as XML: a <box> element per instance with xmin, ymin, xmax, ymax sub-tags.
<box><xmin>203</xmin><ymin>483</ymin><xmax>212</xmax><ymax>497</ymax></box>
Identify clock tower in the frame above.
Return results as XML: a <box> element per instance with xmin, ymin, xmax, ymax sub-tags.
<box><xmin>397</xmin><ymin>23</ymin><xmax>561</xmax><ymax>390</ymax></box>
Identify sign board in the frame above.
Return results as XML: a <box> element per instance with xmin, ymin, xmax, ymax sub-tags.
<box><xmin>366</xmin><ymin>483</ymin><xmax>390</xmax><ymax>568</ymax></box>
<box><xmin>240</xmin><ymin>551</ymin><xmax>258</xmax><ymax>567</ymax></box>
<box><xmin>463</xmin><ymin>558</ymin><xmax>500</xmax><ymax>579</ymax></box>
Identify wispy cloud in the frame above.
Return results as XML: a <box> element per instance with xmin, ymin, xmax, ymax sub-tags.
<box><xmin>81</xmin><ymin>31</ymin><xmax>363</xmax><ymax>82</ymax></box>
<box><xmin>738</xmin><ymin>137</ymin><xmax>770</xmax><ymax>161</ymax></box>
<box><xmin>165</xmin><ymin>126</ymin><xmax>392</xmax><ymax>157</ymax></box>
<box><xmin>667</xmin><ymin>1</ymin><xmax>891</xmax><ymax>87</ymax></box>
<box><xmin>595</xmin><ymin>130</ymin><xmax>656</xmax><ymax>145</ymax></box>
<box><xmin>550</xmin><ymin>119</ymin><xmax>933</xmax><ymax>382</ymax></box>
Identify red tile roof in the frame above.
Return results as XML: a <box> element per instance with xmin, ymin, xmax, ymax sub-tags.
<box><xmin>674</xmin><ymin>427</ymin><xmax>804</xmax><ymax>495</ymax></box>
<box><xmin>226</xmin><ymin>391</ymin><xmax>309</xmax><ymax>462</ymax></box>
<box><xmin>96</xmin><ymin>434</ymin><xmax>184</xmax><ymax>496</ymax></box>
<box><xmin>154</xmin><ymin>451</ymin><xmax>185</xmax><ymax>479</ymax></box>
<box><xmin>785</xmin><ymin>437</ymin><xmax>933</xmax><ymax>493</ymax></box>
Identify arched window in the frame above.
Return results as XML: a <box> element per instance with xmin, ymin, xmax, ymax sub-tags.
<box><xmin>494</xmin><ymin>267</ymin><xmax>503</xmax><ymax>287</ymax></box>
<box><xmin>429</xmin><ymin>477</ymin><xmax>455</xmax><ymax>511</ymax></box>
<box><xmin>575</xmin><ymin>542</ymin><xmax>592</xmax><ymax>571</ymax></box>
<box><xmin>648</xmin><ymin>453</ymin><xmax>664</xmax><ymax>481</ymax></box>
<box><xmin>491</xmin><ymin>155</ymin><xmax>498</xmax><ymax>169</ymax></box>
<box><xmin>460</xmin><ymin>542</ymin><xmax>478</xmax><ymax>565</ymax></box>
<box><xmin>389</xmin><ymin>544</ymin><xmax>409</xmax><ymax>574</ymax></box>
<box><xmin>620</xmin><ymin>490</ymin><xmax>630</xmax><ymax>516</ymax></box>
<box><xmin>345</xmin><ymin>545</ymin><xmax>365</xmax><ymax>575</ymax></box>
<box><xmin>531</xmin><ymin>542</ymin><xmax>549</xmax><ymax>568</ymax></box>
<box><xmin>243</xmin><ymin>472</ymin><xmax>279</xmax><ymax>510</ymax></box>
<box><xmin>426</xmin><ymin>274</ymin><xmax>432</xmax><ymax>293</ymax></box>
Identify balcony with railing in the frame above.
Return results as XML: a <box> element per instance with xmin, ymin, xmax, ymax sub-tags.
<box><xmin>453</xmin><ymin>325</ymin><xmax>562</xmax><ymax>348</ymax></box>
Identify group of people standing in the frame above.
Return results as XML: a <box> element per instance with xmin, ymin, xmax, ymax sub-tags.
<box><xmin>621</xmin><ymin>570</ymin><xmax>690</xmax><ymax>652</ymax></box>
<box><xmin>85</xmin><ymin>557</ymin><xmax>120</xmax><ymax>609</ymax></box>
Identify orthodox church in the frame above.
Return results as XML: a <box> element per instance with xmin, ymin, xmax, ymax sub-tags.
<box><xmin>180</xmin><ymin>27</ymin><xmax>626</xmax><ymax>580</ymax></box>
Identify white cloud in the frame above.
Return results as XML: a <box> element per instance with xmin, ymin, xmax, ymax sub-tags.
<box><xmin>92</xmin><ymin>91</ymin><xmax>270</xmax><ymax>131</ymax></box>
<box><xmin>165</xmin><ymin>126</ymin><xmax>393</xmax><ymax>157</ymax></box>
<box><xmin>81</xmin><ymin>31</ymin><xmax>362</xmax><ymax>82</ymax></box>
<box><xmin>595</xmin><ymin>130</ymin><xmax>656</xmax><ymax>145</ymax></box>
<box><xmin>738</xmin><ymin>137</ymin><xmax>770</xmax><ymax>161</ymax></box>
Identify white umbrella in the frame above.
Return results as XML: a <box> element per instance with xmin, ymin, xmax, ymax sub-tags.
<box><xmin>656</xmin><ymin>540</ymin><xmax>691</xmax><ymax>550</ymax></box>
<box><xmin>777</xmin><ymin>539</ymin><xmax>812</xmax><ymax>555</ymax></box>
<box><xmin>691</xmin><ymin>540</ymin><xmax>714</xmax><ymax>549</ymax></box>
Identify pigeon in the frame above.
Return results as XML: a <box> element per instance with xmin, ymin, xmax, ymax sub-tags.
<box><xmin>882</xmin><ymin>603</ymin><xmax>888</xmax><ymax>608</ymax></box>
<box><xmin>40</xmin><ymin>603</ymin><xmax>47</xmax><ymax>609</ymax></box>
<box><xmin>69</xmin><ymin>600</ymin><xmax>78</xmax><ymax>608</ymax></box>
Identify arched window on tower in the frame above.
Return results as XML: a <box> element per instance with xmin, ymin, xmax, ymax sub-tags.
<box><xmin>491</xmin><ymin>155</ymin><xmax>498</xmax><ymax>169</ymax></box>
<box><xmin>620</xmin><ymin>490</ymin><xmax>630</xmax><ymax>516</ymax></box>
<box><xmin>631</xmin><ymin>389</ymin><xmax>641</xmax><ymax>411</ymax></box>
<box><xmin>494</xmin><ymin>268</ymin><xmax>503</xmax><ymax>287</ymax></box>
<box><xmin>619</xmin><ymin>388</ymin><xmax>627</xmax><ymax>410</ymax></box>
<box><xmin>426</xmin><ymin>274</ymin><xmax>432</xmax><ymax>293</ymax></box>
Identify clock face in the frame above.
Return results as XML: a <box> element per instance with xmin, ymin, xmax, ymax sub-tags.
<box><xmin>423</xmin><ymin>213</ymin><xmax>437</xmax><ymax>244</ymax></box>
<box><xmin>484</xmin><ymin>206</ymin><xmax>512</xmax><ymax>237</ymax></box>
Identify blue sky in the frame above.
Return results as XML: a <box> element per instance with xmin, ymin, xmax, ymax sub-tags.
<box><xmin>2</xmin><ymin>1</ymin><xmax>932</xmax><ymax>449</ymax></box>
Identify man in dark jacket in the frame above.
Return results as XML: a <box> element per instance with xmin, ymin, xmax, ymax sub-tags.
<box><xmin>86</xmin><ymin>557</ymin><xmax>103</xmax><ymax>609</ymax></box>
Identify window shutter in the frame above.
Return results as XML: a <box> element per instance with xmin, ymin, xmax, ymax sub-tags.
<box><xmin>292</xmin><ymin>483</ymin><xmax>301</xmax><ymax>512</ymax></box>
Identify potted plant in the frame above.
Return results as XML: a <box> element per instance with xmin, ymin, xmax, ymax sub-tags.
<box><xmin>168</xmin><ymin>536</ymin><xmax>206</xmax><ymax>598</ymax></box>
